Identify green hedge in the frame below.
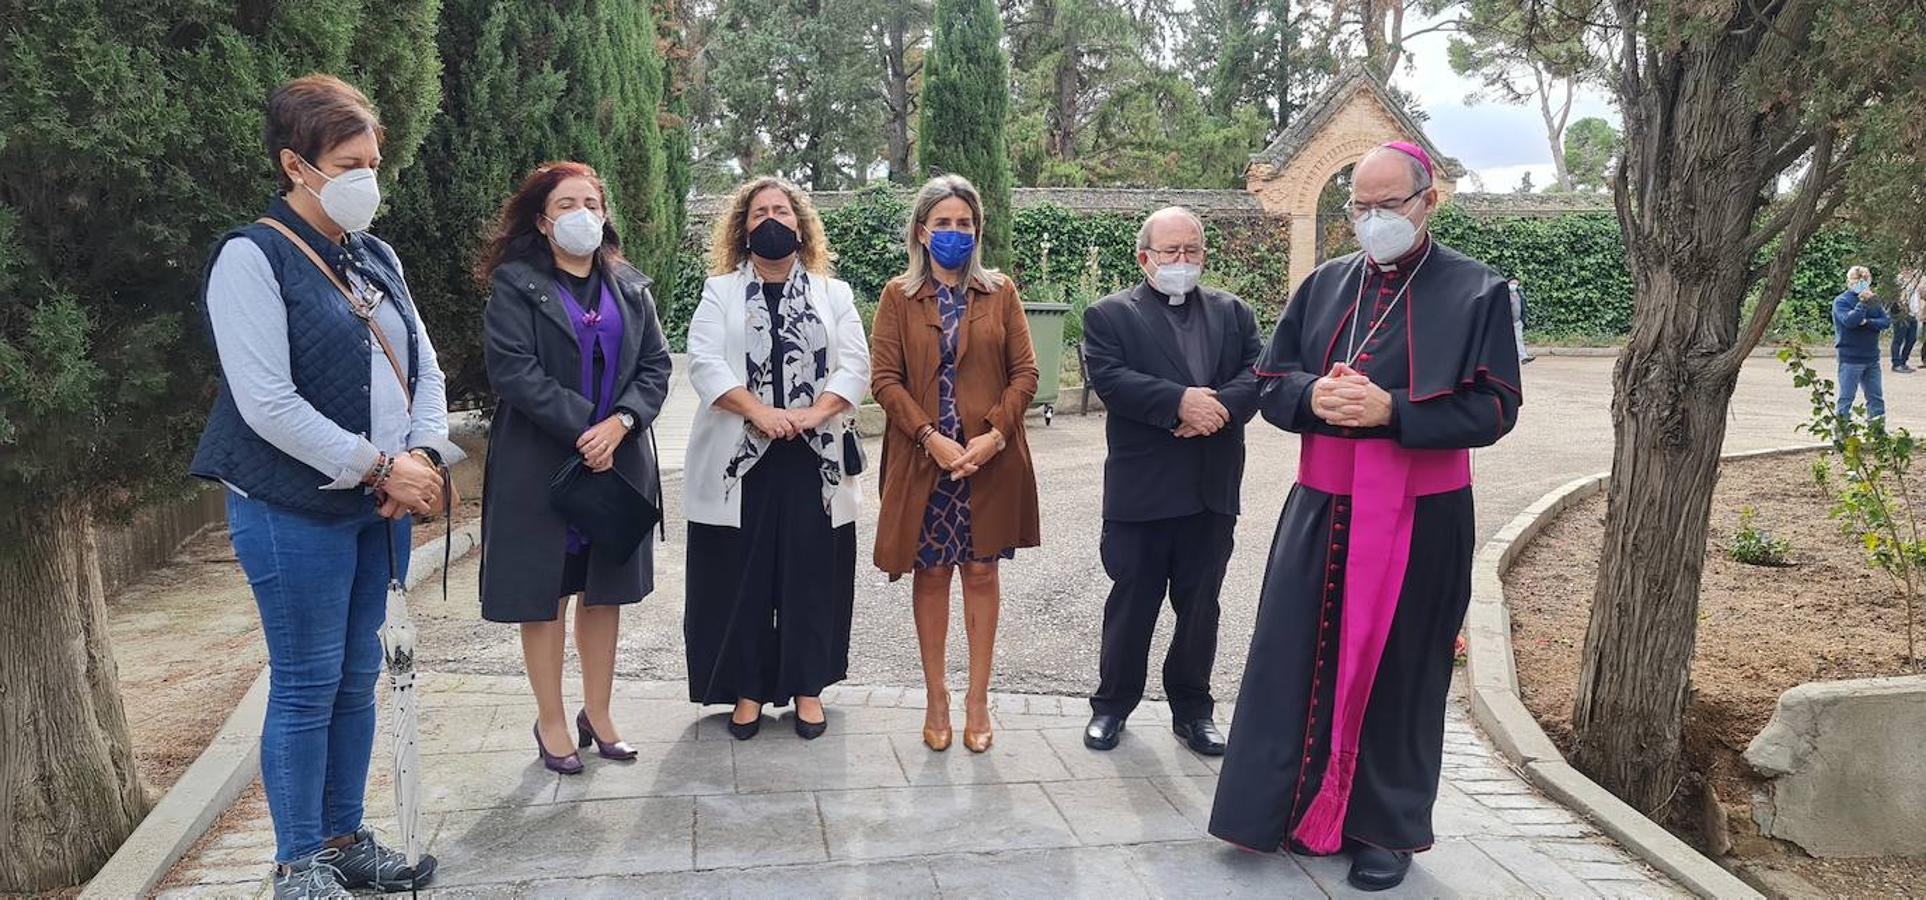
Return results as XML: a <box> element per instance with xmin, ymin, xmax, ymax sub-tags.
<box><xmin>662</xmin><ymin>190</ymin><xmax>1882</xmax><ymax>351</ymax></box>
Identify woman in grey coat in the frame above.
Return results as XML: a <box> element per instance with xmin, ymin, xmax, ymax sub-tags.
<box><xmin>478</xmin><ymin>161</ymin><xmax>672</xmax><ymax>774</ymax></box>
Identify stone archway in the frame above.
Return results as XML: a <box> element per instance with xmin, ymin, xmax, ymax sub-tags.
<box><xmin>1245</xmin><ymin>68</ymin><xmax>1463</xmax><ymax>290</ymax></box>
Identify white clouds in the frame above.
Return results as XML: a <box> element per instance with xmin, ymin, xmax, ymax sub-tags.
<box><xmin>1395</xmin><ymin>12</ymin><xmax>1618</xmax><ymax>190</ymax></box>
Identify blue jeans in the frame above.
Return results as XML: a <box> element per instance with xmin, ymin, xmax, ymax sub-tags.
<box><xmin>1893</xmin><ymin>320</ymin><xmax>1919</xmax><ymax>368</ymax></box>
<box><xmin>227</xmin><ymin>492</ymin><xmax>410</xmax><ymax>863</ymax></box>
<box><xmin>1838</xmin><ymin>360</ymin><xmax>1887</xmax><ymax>422</ymax></box>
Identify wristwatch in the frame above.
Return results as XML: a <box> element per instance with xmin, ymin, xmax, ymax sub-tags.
<box><xmin>616</xmin><ymin>410</ymin><xmax>637</xmax><ymax>431</ymax></box>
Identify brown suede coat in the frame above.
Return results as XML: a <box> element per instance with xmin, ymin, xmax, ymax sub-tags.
<box><xmin>869</xmin><ymin>274</ymin><xmax>1042</xmax><ymax>578</ymax></box>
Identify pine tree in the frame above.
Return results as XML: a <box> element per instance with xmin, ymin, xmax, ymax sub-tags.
<box><xmin>919</xmin><ymin>0</ymin><xmax>1015</xmax><ymax>267</ymax></box>
<box><xmin>384</xmin><ymin>0</ymin><xmax>682</xmax><ymax>401</ymax></box>
<box><xmin>0</xmin><ymin>3</ymin><xmax>440</xmax><ymax>889</ymax></box>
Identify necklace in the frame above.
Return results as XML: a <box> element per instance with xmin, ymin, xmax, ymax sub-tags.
<box><xmin>1342</xmin><ymin>243</ymin><xmax>1433</xmax><ymax>368</ymax></box>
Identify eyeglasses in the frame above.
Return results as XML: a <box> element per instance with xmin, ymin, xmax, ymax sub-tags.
<box><xmin>1347</xmin><ymin>187</ymin><xmax>1428</xmax><ymax>218</ymax></box>
<box><xmin>1146</xmin><ymin>246</ymin><xmax>1205</xmax><ymax>263</ymax></box>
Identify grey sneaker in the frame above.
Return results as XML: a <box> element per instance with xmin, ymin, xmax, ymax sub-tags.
<box><xmin>333</xmin><ymin>827</ymin><xmax>438</xmax><ymax>891</ymax></box>
<box><xmin>273</xmin><ymin>849</ymin><xmax>351</xmax><ymax>900</ymax></box>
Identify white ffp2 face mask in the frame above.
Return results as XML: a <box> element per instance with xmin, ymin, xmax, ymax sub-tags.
<box><xmin>1152</xmin><ymin>262</ymin><xmax>1202</xmax><ymax>300</ymax></box>
<box><xmin>300</xmin><ymin>158</ymin><xmax>381</xmax><ymax>233</ymax></box>
<box><xmin>1353</xmin><ymin>208</ymin><xmax>1420</xmax><ymax>263</ymax></box>
<box><xmin>547</xmin><ymin>209</ymin><xmax>606</xmax><ymax>257</ymax></box>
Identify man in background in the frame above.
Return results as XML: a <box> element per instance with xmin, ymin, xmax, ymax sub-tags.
<box><xmin>1834</xmin><ymin>265</ymin><xmax>1890</xmax><ymax>422</ymax></box>
<box><xmin>1507</xmin><ymin>276</ymin><xmax>1533</xmax><ymax>364</ymax></box>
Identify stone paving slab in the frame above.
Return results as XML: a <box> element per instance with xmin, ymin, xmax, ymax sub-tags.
<box><xmin>163</xmin><ymin>672</ymin><xmax>1684</xmax><ymax>898</ymax></box>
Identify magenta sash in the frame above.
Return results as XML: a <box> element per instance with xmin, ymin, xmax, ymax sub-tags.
<box><xmin>1290</xmin><ymin>434</ymin><xmax>1470</xmax><ymax>853</ymax></box>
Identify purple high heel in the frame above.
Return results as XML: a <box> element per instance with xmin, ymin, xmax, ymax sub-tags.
<box><xmin>534</xmin><ymin>722</ymin><xmax>584</xmax><ymax>775</ymax></box>
<box><xmin>577</xmin><ymin>709</ymin><xmax>638</xmax><ymax>761</ymax></box>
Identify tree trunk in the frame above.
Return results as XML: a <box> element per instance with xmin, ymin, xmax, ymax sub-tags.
<box><xmin>0</xmin><ymin>501</ymin><xmax>149</xmax><ymax>891</ymax></box>
<box><xmin>884</xmin><ymin>8</ymin><xmax>915</xmax><ymax>183</ymax></box>
<box><xmin>1537</xmin><ymin>71</ymin><xmax>1574</xmax><ymax>190</ymax></box>
<box><xmin>1571</xmin><ymin>324</ymin><xmax>1741</xmax><ymax>813</ymax></box>
<box><xmin>1050</xmin><ymin>32</ymin><xmax>1079</xmax><ymax>162</ymax></box>
<box><xmin>1571</xmin><ymin>20</ymin><xmax>1783</xmax><ymax>814</ymax></box>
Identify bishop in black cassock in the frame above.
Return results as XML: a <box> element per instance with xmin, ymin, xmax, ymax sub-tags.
<box><xmin>1208</xmin><ymin>142</ymin><xmax>1523</xmax><ymax>892</ymax></box>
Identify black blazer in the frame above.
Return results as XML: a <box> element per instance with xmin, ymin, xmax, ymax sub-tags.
<box><xmin>1082</xmin><ymin>282</ymin><xmax>1263</xmax><ymax>523</ymax></box>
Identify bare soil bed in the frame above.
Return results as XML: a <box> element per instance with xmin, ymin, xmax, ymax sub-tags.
<box><xmin>1503</xmin><ymin>450</ymin><xmax>1926</xmax><ymax>897</ymax></box>
<box><xmin>109</xmin><ymin>502</ymin><xmax>478</xmax><ymax>799</ymax></box>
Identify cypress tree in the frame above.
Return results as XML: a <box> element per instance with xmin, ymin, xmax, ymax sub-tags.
<box><xmin>0</xmin><ymin>3</ymin><xmax>440</xmax><ymax>889</ymax></box>
<box><xmin>385</xmin><ymin>0</ymin><xmax>683</xmax><ymax>401</ymax></box>
<box><xmin>919</xmin><ymin>0</ymin><xmax>1015</xmax><ymax>267</ymax></box>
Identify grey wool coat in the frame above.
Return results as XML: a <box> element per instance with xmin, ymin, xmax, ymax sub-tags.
<box><xmin>479</xmin><ymin>256</ymin><xmax>672</xmax><ymax>623</ymax></box>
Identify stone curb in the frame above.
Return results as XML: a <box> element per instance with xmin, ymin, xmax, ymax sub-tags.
<box><xmin>1465</xmin><ymin>443</ymin><xmax>1828</xmax><ymax>900</ymax></box>
<box><xmin>80</xmin><ymin>523</ymin><xmax>483</xmax><ymax>899</ymax></box>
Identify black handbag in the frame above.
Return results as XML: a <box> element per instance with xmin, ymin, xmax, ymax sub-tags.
<box><xmin>548</xmin><ymin>457</ymin><xmax>661</xmax><ymax>564</ymax></box>
<box><xmin>841</xmin><ymin>423</ymin><xmax>866</xmax><ymax>476</ymax></box>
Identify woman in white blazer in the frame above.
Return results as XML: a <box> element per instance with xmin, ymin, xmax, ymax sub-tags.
<box><xmin>683</xmin><ymin>177</ymin><xmax>870</xmax><ymax>741</ymax></box>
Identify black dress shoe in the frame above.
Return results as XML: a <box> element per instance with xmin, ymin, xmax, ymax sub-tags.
<box><xmin>1173</xmin><ymin>718</ymin><xmax>1226</xmax><ymax>756</ymax></box>
<box><xmin>727</xmin><ymin>716</ymin><xmax>761</xmax><ymax>740</ymax></box>
<box><xmin>794</xmin><ymin>713</ymin><xmax>827</xmax><ymax>740</ymax></box>
<box><xmin>1084</xmin><ymin>713</ymin><xmax>1126</xmax><ymax>750</ymax></box>
<box><xmin>1347</xmin><ymin>845</ymin><xmax>1413</xmax><ymax>892</ymax></box>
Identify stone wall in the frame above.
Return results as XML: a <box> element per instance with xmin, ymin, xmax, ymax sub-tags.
<box><xmin>684</xmin><ymin>186</ymin><xmax>1608</xmax><ymax>228</ymax></box>
<box><xmin>1744</xmin><ymin>675</ymin><xmax>1926</xmax><ymax>857</ymax></box>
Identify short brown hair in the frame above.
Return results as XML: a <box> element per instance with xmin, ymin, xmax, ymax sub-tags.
<box><xmin>264</xmin><ymin>74</ymin><xmax>384</xmax><ymax>191</ymax></box>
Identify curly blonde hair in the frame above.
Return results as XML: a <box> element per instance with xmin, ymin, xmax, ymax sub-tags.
<box><xmin>707</xmin><ymin>177</ymin><xmax>835</xmax><ymax>275</ymax></box>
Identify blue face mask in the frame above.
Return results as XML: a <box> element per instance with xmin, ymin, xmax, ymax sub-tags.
<box><xmin>927</xmin><ymin>229</ymin><xmax>976</xmax><ymax>270</ymax></box>
<box><xmin>1852</xmin><ymin>280</ymin><xmax>1872</xmax><ymax>293</ymax></box>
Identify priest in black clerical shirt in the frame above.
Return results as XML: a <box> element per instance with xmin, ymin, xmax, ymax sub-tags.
<box><xmin>1079</xmin><ymin>206</ymin><xmax>1264</xmax><ymax>759</ymax></box>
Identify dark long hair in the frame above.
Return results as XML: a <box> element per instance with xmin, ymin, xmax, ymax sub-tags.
<box><xmin>474</xmin><ymin>161</ymin><xmax>625</xmax><ymax>286</ymax></box>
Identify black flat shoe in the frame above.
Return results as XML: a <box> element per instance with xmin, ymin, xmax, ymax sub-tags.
<box><xmin>1173</xmin><ymin>718</ymin><xmax>1226</xmax><ymax>756</ymax></box>
<box><xmin>795</xmin><ymin>713</ymin><xmax>828</xmax><ymax>740</ymax></box>
<box><xmin>1347</xmin><ymin>845</ymin><xmax>1413</xmax><ymax>892</ymax></box>
<box><xmin>1084</xmin><ymin>713</ymin><xmax>1126</xmax><ymax>750</ymax></box>
<box><xmin>727</xmin><ymin>716</ymin><xmax>761</xmax><ymax>740</ymax></box>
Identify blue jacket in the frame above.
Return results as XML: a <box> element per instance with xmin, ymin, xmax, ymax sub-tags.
<box><xmin>1834</xmin><ymin>289</ymin><xmax>1891</xmax><ymax>364</ymax></box>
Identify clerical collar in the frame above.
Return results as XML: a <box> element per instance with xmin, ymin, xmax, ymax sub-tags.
<box><xmin>1367</xmin><ymin>235</ymin><xmax>1433</xmax><ymax>274</ymax></box>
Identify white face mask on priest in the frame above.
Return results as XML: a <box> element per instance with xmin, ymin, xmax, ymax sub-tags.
<box><xmin>1347</xmin><ymin>143</ymin><xmax>1441</xmax><ymax>265</ymax></box>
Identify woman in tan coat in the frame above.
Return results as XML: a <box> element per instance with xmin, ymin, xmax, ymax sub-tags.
<box><xmin>871</xmin><ymin>175</ymin><xmax>1041</xmax><ymax>754</ymax></box>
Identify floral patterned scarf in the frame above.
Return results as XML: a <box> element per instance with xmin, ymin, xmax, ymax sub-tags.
<box><xmin>722</xmin><ymin>263</ymin><xmax>843</xmax><ymax>510</ymax></box>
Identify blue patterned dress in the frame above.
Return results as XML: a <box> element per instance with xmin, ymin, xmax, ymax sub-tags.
<box><xmin>915</xmin><ymin>284</ymin><xmax>1015</xmax><ymax>569</ymax></box>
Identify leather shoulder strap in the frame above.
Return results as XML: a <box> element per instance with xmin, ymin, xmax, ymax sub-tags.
<box><xmin>255</xmin><ymin>217</ymin><xmax>412</xmax><ymax>408</ymax></box>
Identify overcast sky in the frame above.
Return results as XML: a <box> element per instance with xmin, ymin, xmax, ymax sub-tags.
<box><xmin>1394</xmin><ymin>13</ymin><xmax>1618</xmax><ymax>192</ymax></box>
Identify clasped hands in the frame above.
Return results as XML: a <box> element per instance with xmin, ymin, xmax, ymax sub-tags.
<box><xmin>925</xmin><ymin>427</ymin><xmax>1004</xmax><ymax>481</ymax></box>
<box><xmin>576</xmin><ymin>413</ymin><xmax>633</xmax><ymax>473</ymax></box>
<box><xmin>1311</xmin><ymin>362</ymin><xmax>1393</xmax><ymax>428</ymax></box>
<box><xmin>1172</xmin><ymin>386</ymin><xmax>1231</xmax><ymax>438</ymax></box>
<box><xmin>374</xmin><ymin>450</ymin><xmax>454</xmax><ymax>520</ymax></box>
<box><xmin>745</xmin><ymin>404</ymin><xmax>836</xmax><ymax>443</ymax></box>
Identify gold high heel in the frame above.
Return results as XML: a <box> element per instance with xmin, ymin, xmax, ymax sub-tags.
<box><xmin>924</xmin><ymin>690</ymin><xmax>953</xmax><ymax>752</ymax></box>
<box><xmin>963</xmin><ymin>697</ymin><xmax>993</xmax><ymax>753</ymax></box>
<box><xmin>923</xmin><ymin>726</ymin><xmax>954</xmax><ymax>752</ymax></box>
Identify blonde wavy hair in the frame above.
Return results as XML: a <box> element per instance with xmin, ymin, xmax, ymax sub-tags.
<box><xmin>707</xmin><ymin>176</ymin><xmax>835</xmax><ymax>275</ymax></box>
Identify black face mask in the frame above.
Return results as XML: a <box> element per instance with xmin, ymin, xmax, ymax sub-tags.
<box><xmin>747</xmin><ymin>218</ymin><xmax>800</xmax><ymax>261</ymax></box>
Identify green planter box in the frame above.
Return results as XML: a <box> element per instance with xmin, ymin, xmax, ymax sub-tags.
<box><xmin>1023</xmin><ymin>302</ymin><xmax>1072</xmax><ymax>425</ymax></box>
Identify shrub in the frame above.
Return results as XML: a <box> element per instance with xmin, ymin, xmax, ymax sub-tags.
<box><xmin>1728</xmin><ymin>507</ymin><xmax>1792</xmax><ymax>567</ymax></box>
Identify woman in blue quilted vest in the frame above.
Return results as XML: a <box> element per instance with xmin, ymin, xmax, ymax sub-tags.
<box><xmin>189</xmin><ymin>75</ymin><xmax>460</xmax><ymax>900</ymax></box>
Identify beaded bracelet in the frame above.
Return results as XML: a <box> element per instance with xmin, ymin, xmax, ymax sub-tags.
<box><xmin>370</xmin><ymin>453</ymin><xmax>396</xmax><ymax>490</ymax></box>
